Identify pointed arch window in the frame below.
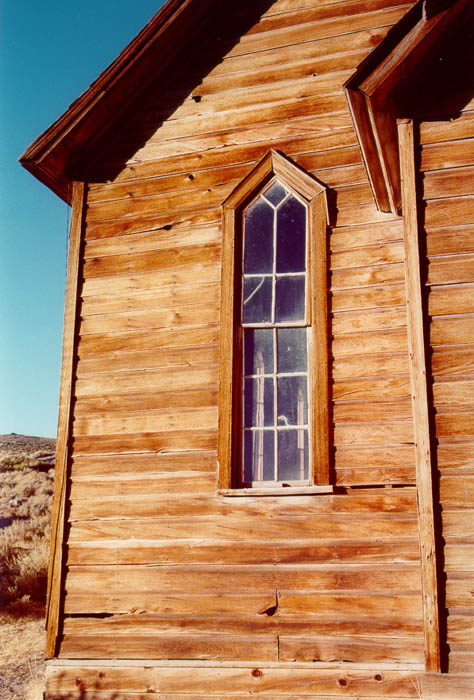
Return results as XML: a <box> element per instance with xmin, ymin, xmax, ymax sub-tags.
<box><xmin>218</xmin><ymin>151</ymin><xmax>330</xmax><ymax>493</ymax></box>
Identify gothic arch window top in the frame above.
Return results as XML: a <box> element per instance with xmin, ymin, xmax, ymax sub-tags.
<box><xmin>218</xmin><ymin>150</ymin><xmax>331</xmax><ymax>495</ymax></box>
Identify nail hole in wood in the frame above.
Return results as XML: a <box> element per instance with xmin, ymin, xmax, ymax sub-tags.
<box><xmin>259</xmin><ymin>603</ymin><xmax>278</xmax><ymax>616</ymax></box>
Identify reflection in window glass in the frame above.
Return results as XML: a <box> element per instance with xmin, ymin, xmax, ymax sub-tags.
<box><xmin>278</xmin><ymin>430</ymin><xmax>309</xmax><ymax>481</ymax></box>
<box><xmin>241</xmin><ymin>180</ymin><xmax>310</xmax><ymax>485</ymax></box>
<box><xmin>244</xmin><ymin>378</ymin><xmax>274</xmax><ymax>427</ymax></box>
<box><xmin>275</xmin><ymin>276</ymin><xmax>305</xmax><ymax>323</ymax></box>
<box><xmin>243</xmin><ymin>199</ymin><xmax>274</xmax><ymax>274</ymax></box>
<box><xmin>277</xmin><ymin>327</ymin><xmax>307</xmax><ymax>374</ymax></box>
<box><xmin>243</xmin><ymin>277</ymin><xmax>272</xmax><ymax>323</ymax></box>
<box><xmin>276</xmin><ymin>197</ymin><xmax>306</xmax><ymax>273</ymax></box>
<box><xmin>263</xmin><ymin>180</ymin><xmax>287</xmax><ymax>206</ymax></box>
<box><xmin>244</xmin><ymin>430</ymin><xmax>275</xmax><ymax>482</ymax></box>
<box><xmin>277</xmin><ymin>375</ymin><xmax>308</xmax><ymax>426</ymax></box>
<box><xmin>244</xmin><ymin>328</ymin><xmax>274</xmax><ymax>376</ymax></box>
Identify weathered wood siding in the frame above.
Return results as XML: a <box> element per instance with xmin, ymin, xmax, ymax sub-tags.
<box><xmin>46</xmin><ymin>662</ymin><xmax>470</xmax><ymax>700</ymax></box>
<box><xmin>419</xmin><ymin>108</ymin><xmax>474</xmax><ymax>675</ymax></box>
<box><xmin>60</xmin><ymin>0</ymin><xmax>426</xmax><ymax>669</ymax></box>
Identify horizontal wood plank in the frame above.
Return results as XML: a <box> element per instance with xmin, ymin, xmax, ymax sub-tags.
<box><xmin>333</xmin><ymin>376</ymin><xmax>411</xmax><ymax>401</ymax></box>
<box><xmin>65</xmin><ymin>564</ymin><xmax>422</xmax><ymax>594</ymax></box>
<box><xmin>332</xmin><ymin>306</ymin><xmax>406</xmax><ymax>334</ymax></box>
<box><xmin>66</xmin><ymin>538</ymin><xmax>421</xmax><ymax>566</ymax></box>
<box><xmin>59</xmin><ymin>634</ymin><xmax>277</xmax><ymax>661</ymax></box>
<box><xmin>46</xmin><ymin>664</ymin><xmax>424</xmax><ymax>696</ymax></box>
<box><xmin>331</xmin><ymin>283</ymin><xmax>406</xmax><ymax>312</ymax></box>
<box><xmin>75</xmin><ymin>366</ymin><xmax>216</xmax><ymax>398</ymax></box>
<box><xmin>279</xmin><ymin>634</ymin><xmax>424</xmax><ymax>663</ymax></box>
<box><xmin>73</xmin><ymin>387</ymin><xmax>218</xmax><ymax>417</ymax></box>
<box><xmin>70</xmin><ymin>450</ymin><xmax>216</xmax><ymax>477</ymax></box>
<box><xmin>81</xmin><ymin>263</ymin><xmax>220</xmax><ymax>298</ymax></box>
<box><xmin>334</xmin><ymin>445</ymin><xmax>415</xmax><ymax>469</ymax></box>
<box><xmin>67</xmin><ymin>514</ymin><xmax>418</xmax><ymax>543</ymax></box>
<box><xmin>332</xmin><ymin>328</ymin><xmax>408</xmax><ymax>356</ymax></box>
<box><xmin>61</xmin><ymin>612</ymin><xmax>423</xmax><ymax>638</ymax></box>
<box><xmin>421</xmin><ymin>138</ymin><xmax>474</xmax><ymax>172</ymax></box>
<box><xmin>333</xmin><ymin>351</ymin><xmax>409</xmax><ymax>379</ymax></box>
<box><xmin>426</xmin><ymin>225</ymin><xmax>474</xmax><ymax>257</ymax></box>
<box><xmin>71</xmin><ymin>430</ymin><xmax>217</xmax><ymax>457</ymax></box>
<box><xmin>69</xmin><ymin>489</ymin><xmax>418</xmax><ymax>521</ymax></box>
<box><xmin>83</xmin><ymin>243</ymin><xmax>220</xmax><ymax>278</ymax></box>
<box><xmin>76</xmin><ymin>344</ymin><xmax>218</xmax><ymax>377</ymax></box>
<box><xmin>78</xmin><ymin>324</ymin><xmax>218</xmax><ymax>357</ymax></box>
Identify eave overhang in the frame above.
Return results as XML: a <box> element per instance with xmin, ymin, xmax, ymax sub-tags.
<box><xmin>345</xmin><ymin>0</ymin><xmax>471</xmax><ymax>214</ymax></box>
<box><xmin>19</xmin><ymin>0</ymin><xmax>215</xmax><ymax>204</ymax></box>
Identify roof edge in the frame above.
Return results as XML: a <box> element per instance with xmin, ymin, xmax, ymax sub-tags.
<box><xmin>19</xmin><ymin>0</ymin><xmax>213</xmax><ymax>203</ymax></box>
<box><xmin>344</xmin><ymin>0</ymin><xmax>471</xmax><ymax>214</ymax></box>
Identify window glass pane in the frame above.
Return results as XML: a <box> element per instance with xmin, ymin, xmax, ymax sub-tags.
<box><xmin>263</xmin><ymin>180</ymin><xmax>287</xmax><ymax>206</ymax></box>
<box><xmin>277</xmin><ymin>327</ymin><xmax>307</xmax><ymax>373</ymax></box>
<box><xmin>243</xmin><ymin>199</ymin><xmax>274</xmax><ymax>274</ymax></box>
<box><xmin>277</xmin><ymin>376</ymin><xmax>308</xmax><ymax>426</ymax></box>
<box><xmin>276</xmin><ymin>196</ymin><xmax>306</xmax><ymax>273</ymax></box>
<box><xmin>243</xmin><ymin>277</ymin><xmax>272</xmax><ymax>324</ymax></box>
<box><xmin>278</xmin><ymin>429</ymin><xmax>309</xmax><ymax>481</ymax></box>
<box><xmin>244</xmin><ymin>378</ymin><xmax>274</xmax><ymax>427</ymax></box>
<box><xmin>244</xmin><ymin>328</ymin><xmax>274</xmax><ymax>376</ymax></box>
<box><xmin>244</xmin><ymin>430</ymin><xmax>274</xmax><ymax>482</ymax></box>
<box><xmin>275</xmin><ymin>276</ymin><xmax>305</xmax><ymax>323</ymax></box>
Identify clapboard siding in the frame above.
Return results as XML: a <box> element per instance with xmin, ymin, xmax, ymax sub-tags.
<box><xmin>66</xmin><ymin>539</ymin><xmax>421</xmax><ymax>566</ymax></box>
<box><xmin>62</xmin><ymin>491</ymin><xmax>422</xmax><ymax>660</ymax></box>
<box><xmin>95</xmin><ymin>118</ymin><xmax>357</xmax><ymax>191</ymax></box>
<box><xmin>57</xmin><ymin>0</ymin><xmax>426</xmax><ymax>670</ymax></box>
<box><xmin>420</xmin><ymin>113</ymin><xmax>474</xmax><ymax>674</ymax></box>
<box><xmin>46</xmin><ymin>664</ymin><xmax>426</xmax><ymax>697</ymax></box>
<box><xmin>67</xmin><ymin>513</ymin><xmax>419</xmax><ymax>543</ymax></box>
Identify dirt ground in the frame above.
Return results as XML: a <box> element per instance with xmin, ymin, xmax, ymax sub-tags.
<box><xmin>0</xmin><ymin>604</ymin><xmax>46</xmax><ymax>700</ymax></box>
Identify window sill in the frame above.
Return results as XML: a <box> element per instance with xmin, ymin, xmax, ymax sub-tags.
<box><xmin>218</xmin><ymin>485</ymin><xmax>334</xmax><ymax>497</ymax></box>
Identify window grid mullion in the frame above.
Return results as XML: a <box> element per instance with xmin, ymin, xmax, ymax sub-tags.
<box><xmin>245</xmin><ymin>371</ymin><xmax>307</xmax><ymax>379</ymax></box>
<box><xmin>240</xmin><ymin>180</ymin><xmax>312</xmax><ymax>486</ymax></box>
<box><xmin>272</xmin><ymin>201</ymin><xmax>278</xmax><ymax>481</ymax></box>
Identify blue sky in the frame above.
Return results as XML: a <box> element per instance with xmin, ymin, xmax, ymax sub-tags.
<box><xmin>0</xmin><ymin>1</ymin><xmax>166</xmax><ymax>438</ymax></box>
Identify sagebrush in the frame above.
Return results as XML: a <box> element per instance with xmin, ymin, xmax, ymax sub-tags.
<box><xmin>0</xmin><ymin>441</ymin><xmax>54</xmax><ymax>609</ymax></box>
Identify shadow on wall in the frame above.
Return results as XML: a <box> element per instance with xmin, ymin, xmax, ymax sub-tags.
<box><xmin>73</xmin><ymin>0</ymin><xmax>277</xmax><ymax>186</ymax></box>
<box><xmin>401</xmin><ymin>4</ymin><xmax>474</xmax><ymax>121</ymax></box>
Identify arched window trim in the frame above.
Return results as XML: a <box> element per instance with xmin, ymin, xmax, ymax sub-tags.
<box><xmin>218</xmin><ymin>150</ymin><xmax>331</xmax><ymax>493</ymax></box>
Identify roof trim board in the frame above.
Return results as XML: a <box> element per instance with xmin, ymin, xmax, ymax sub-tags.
<box><xmin>345</xmin><ymin>0</ymin><xmax>472</xmax><ymax>214</ymax></box>
<box><xmin>20</xmin><ymin>0</ymin><xmax>469</xmax><ymax>210</ymax></box>
<box><xmin>19</xmin><ymin>0</ymin><xmax>215</xmax><ymax>203</ymax></box>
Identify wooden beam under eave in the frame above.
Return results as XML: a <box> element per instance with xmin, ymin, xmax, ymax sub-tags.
<box><xmin>20</xmin><ymin>0</ymin><xmax>217</xmax><ymax>204</ymax></box>
<box><xmin>345</xmin><ymin>0</ymin><xmax>472</xmax><ymax>216</ymax></box>
<box><xmin>344</xmin><ymin>85</ymin><xmax>396</xmax><ymax>214</ymax></box>
<box><xmin>398</xmin><ymin>118</ymin><xmax>441</xmax><ymax>673</ymax></box>
<box><xmin>46</xmin><ymin>181</ymin><xmax>85</xmax><ymax>657</ymax></box>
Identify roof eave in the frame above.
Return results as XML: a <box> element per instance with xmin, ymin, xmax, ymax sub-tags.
<box><xmin>19</xmin><ymin>0</ymin><xmax>214</xmax><ymax>204</ymax></box>
<box><xmin>344</xmin><ymin>0</ymin><xmax>471</xmax><ymax>214</ymax></box>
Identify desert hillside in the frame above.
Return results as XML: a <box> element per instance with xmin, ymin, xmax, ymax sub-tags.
<box><xmin>0</xmin><ymin>433</ymin><xmax>55</xmax><ymax>700</ymax></box>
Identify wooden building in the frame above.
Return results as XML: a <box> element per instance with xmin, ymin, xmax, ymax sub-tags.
<box><xmin>20</xmin><ymin>0</ymin><xmax>474</xmax><ymax>697</ymax></box>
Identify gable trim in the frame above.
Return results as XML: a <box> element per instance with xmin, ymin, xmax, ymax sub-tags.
<box><xmin>345</xmin><ymin>0</ymin><xmax>471</xmax><ymax>214</ymax></box>
<box><xmin>19</xmin><ymin>0</ymin><xmax>215</xmax><ymax>203</ymax></box>
<box><xmin>46</xmin><ymin>181</ymin><xmax>85</xmax><ymax>656</ymax></box>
